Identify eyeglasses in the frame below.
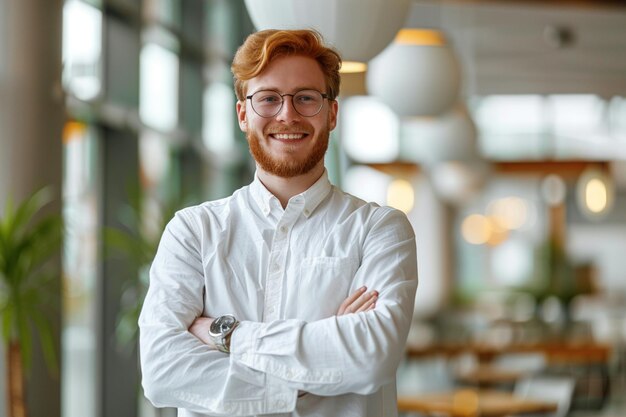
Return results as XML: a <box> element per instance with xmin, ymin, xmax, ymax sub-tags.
<box><xmin>246</xmin><ymin>89</ymin><xmax>329</xmax><ymax>118</ymax></box>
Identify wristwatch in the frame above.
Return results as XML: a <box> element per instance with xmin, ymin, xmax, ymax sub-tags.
<box><xmin>209</xmin><ymin>314</ymin><xmax>239</xmax><ymax>353</ymax></box>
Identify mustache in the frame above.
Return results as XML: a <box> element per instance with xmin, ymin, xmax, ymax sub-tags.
<box><xmin>264</xmin><ymin>124</ymin><xmax>314</xmax><ymax>135</ymax></box>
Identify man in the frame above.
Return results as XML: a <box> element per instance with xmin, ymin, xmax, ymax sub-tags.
<box><xmin>139</xmin><ymin>29</ymin><xmax>418</xmax><ymax>417</ymax></box>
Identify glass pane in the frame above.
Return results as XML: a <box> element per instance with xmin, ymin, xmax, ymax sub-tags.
<box><xmin>550</xmin><ymin>95</ymin><xmax>604</xmax><ymax>139</ymax></box>
<box><xmin>139</xmin><ymin>130</ymin><xmax>171</xmax><ymax>192</ymax></box>
<box><xmin>203</xmin><ymin>82</ymin><xmax>236</xmax><ymax>155</ymax></box>
<box><xmin>181</xmin><ymin>0</ymin><xmax>204</xmax><ymax>46</ymax></box>
<box><xmin>139</xmin><ymin>43</ymin><xmax>179</xmax><ymax>131</ymax></box>
<box><xmin>205</xmin><ymin>0</ymin><xmax>240</xmax><ymax>56</ymax></box>
<box><xmin>180</xmin><ymin>59</ymin><xmax>203</xmax><ymax>135</ymax></box>
<box><xmin>62</xmin><ymin>121</ymin><xmax>99</xmax><ymax>417</ymax></box>
<box><xmin>609</xmin><ymin>96</ymin><xmax>626</xmax><ymax>139</ymax></box>
<box><xmin>143</xmin><ymin>0</ymin><xmax>181</xmax><ymax>28</ymax></box>
<box><xmin>474</xmin><ymin>95</ymin><xmax>545</xmax><ymax>135</ymax></box>
<box><xmin>62</xmin><ymin>0</ymin><xmax>102</xmax><ymax>101</ymax></box>
<box><xmin>473</xmin><ymin>95</ymin><xmax>547</xmax><ymax>160</ymax></box>
<box><xmin>105</xmin><ymin>15</ymin><xmax>140</xmax><ymax>107</ymax></box>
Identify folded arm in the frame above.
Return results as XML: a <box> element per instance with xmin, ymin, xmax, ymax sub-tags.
<box><xmin>188</xmin><ymin>285</ymin><xmax>378</xmax><ymax>347</ymax></box>
<box><xmin>230</xmin><ymin>211</ymin><xmax>417</xmax><ymax>396</ymax></box>
<box><xmin>139</xmin><ymin>208</ymin><xmax>417</xmax><ymax>414</ymax></box>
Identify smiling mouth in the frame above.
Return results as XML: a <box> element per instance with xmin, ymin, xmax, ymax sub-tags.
<box><xmin>270</xmin><ymin>133</ymin><xmax>309</xmax><ymax>140</ymax></box>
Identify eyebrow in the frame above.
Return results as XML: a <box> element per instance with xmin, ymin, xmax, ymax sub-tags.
<box><xmin>252</xmin><ymin>86</ymin><xmax>324</xmax><ymax>94</ymax></box>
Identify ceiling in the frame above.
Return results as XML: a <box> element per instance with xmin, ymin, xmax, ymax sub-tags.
<box><xmin>406</xmin><ymin>0</ymin><xmax>626</xmax><ymax>97</ymax></box>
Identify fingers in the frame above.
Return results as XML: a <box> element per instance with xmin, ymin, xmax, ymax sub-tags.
<box><xmin>188</xmin><ymin>317</ymin><xmax>214</xmax><ymax>346</ymax></box>
<box><xmin>354</xmin><ymin>292</ymin><xmax>377</xmax><ymax>313</ymax></box>
<box><xmin>338</xmin><ymin>286</ymin><xmax>366</xmax><ymax>315</ymax></box>
<box><xmin>337</xmin><ymin>286</ymin><xmax>378</xmax><ymax>316</ymax></box>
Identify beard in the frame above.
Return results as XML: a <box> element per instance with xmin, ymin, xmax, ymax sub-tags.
<box><xmin>247</xmin><ymin>123</ymin><xmax>330</xmax><ymax>178</ymax></box>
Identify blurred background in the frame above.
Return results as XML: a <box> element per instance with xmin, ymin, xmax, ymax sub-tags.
<box><xmin>1</xmin><ymin>0</ymin><xmax>625</xmax><ymax>417</ymax></box>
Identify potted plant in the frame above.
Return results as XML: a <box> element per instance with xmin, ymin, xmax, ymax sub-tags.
<box><xmin>0</xmin><ymin>187</ymin><xmax>62</xmax><ymax>417</ymax></box>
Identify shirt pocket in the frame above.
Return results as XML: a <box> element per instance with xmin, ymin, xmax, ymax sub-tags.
<box><xmin>296</xmin><ymin>256</ymin><xmax>359</xmax><ymax>321</ymax></box>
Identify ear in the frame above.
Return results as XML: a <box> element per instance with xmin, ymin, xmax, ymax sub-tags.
<box><xmin>236</xmin><ymin>100</ymin><xmax>248</xmax><ymax>132</ymax></box>
<box><xmin>328</xmin><ymin>99</ymin><xmax>339</xmax><ymax>131</ymax></box>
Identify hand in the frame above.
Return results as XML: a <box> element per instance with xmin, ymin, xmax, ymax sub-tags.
<box><xmin>188</xmin><ymin>316</ymin><xmax>216</xmax><ymax>349</ymax></box>
<box><xmin>337</xmin><ymin>286</ymin><xmax>378</xmax><ymax>316</ymax></box>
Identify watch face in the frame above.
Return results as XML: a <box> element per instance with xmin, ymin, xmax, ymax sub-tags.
<box><xmin>210</xmin><ymin>314</ymin><xmax>236</xmax><ymax>336</ymax></box>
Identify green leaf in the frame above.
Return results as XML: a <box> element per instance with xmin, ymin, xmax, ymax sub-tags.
<box><xmin>31</xmin><ymin>309</ymin><xmax>59</xmax><ymax>375</ymax></box>
<box><xmin>18</xmin><ymin>218</ymin><xmax>62</xmax><ymax>287</ymax></box>
<box><xmin>0</xmin><ymin>187</ymin><xmax>60</xmax><ymax>375</ymax></box>
<box><xmin>1</xmin><ymin>195</ymin><xmax>15</xmax><ymax>234</ymax></box>
<box><xmin>103</xmin><ymin>228</ymin><xmax>146</xmax><ymax>265</ymax></box>
<box><xmin>5</xmin><ymin>187</ymin><xmax>54</xmax><ymax>243</ymax></box>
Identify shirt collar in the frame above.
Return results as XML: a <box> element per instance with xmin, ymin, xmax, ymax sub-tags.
<box><xmin>249</xmin><ymin>170</ymin><xmax>332</xmax><ymax>218</ymax></box>
<box><xmin>250</xmin><ymin>172</ymin><xmax>277</xmax><ymax>217</ymax></box>
<box><xmin>297</xmin><ymin>170</ymin><xmax>332</xmax><ymax>218</ymax></box>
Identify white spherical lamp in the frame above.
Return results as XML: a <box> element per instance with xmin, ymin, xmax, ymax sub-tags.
<box><xmin>367</xmin><ymin>29</ymin><xmax>462</xmax><ymax>117</ymax></box>
<box><xmin>429</xmin><ymin>161</ymin><xmax>490</xmax><ymax>206</ymax></box>
<box><xmin>400</xmin><ymin>104</ymin><xmax>478</xmax><ymax>165</ymax></box>
<box><xmin>243</xmin><ymin>0</ymin><xmax>410</xmax><ymax>67</ymax></box>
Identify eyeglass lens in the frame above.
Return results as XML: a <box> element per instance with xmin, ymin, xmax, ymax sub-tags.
<box><xmin>251</xmin><ymin>90</ymin><xmax>325</xmax><ymax>117</ymax></box>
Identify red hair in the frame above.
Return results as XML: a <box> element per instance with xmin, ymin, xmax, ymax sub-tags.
<box><xmin>231</xmin><ymin>29</ymin><xmax>342</xmax><ymax>101</ymax></box>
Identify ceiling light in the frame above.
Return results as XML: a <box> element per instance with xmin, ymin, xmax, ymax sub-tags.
<box><xmin>576</xmin><ymin>167</ymin><xmax>614</xmax><ymax>220</ymax></box>
<box><xmin>367</xmin><ymin>28</ymin><xmax>462</xmax><ymax>117</ymax></box>
<box><xmin>243</xmin><ymin>0</ymin><xmax>410</xmax><ymax>63</ymax></box>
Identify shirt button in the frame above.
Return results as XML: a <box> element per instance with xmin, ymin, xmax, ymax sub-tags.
<box><xmin>272</xmin><ymin>263</ymin><xmax>280</xmax><ymax>272</ymax></box>
<box><xmin>286</xmin><ymin>370</ymin><xmax>293</xmax><ymax>378</ymax></box>
<box><xmin>279</xmin><ymin>225</ymin><xmax>287</xmax><ymax>233</ymax></box>
<box><xmin>303</xmin><ymin>209</ymin><xmax>310</xmax><ymax>216</ymax></box>
<box><xmin>276</xmin><ymin>400</ymin><xmax>286</xmax><ymax>408</ymax></box>
<box><xmin>267</xmin><ymin>306</ymin><xmax>275</xmax><ymax>314</ymax></box>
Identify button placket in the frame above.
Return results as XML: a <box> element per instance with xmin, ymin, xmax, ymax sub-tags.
<box><xmin>262</xmin><ymin>208</ymin><xmax>298</xmax><ymax>323</ymax></box>
<box><xmin>263</xmin><ymin>241</ymin><xmax>285</xmax><ymax>322</ymax></box>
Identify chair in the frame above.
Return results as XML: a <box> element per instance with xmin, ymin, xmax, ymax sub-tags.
<box><xmin>514</xmin><ymin>376</ymin><xmax>575</xmax><ymax>417</ymax></box>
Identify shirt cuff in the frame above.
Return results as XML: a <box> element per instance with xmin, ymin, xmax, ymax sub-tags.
<box><xmin>230</xmin><ymin>320</ymin><xmax>261</xmax><ymax>360</ymax></box>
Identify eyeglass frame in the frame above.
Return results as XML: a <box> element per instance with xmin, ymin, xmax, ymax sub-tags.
<box><xmin>245</xmin><ymin>89</ymin><xmax>331</xmax><ymax>118</ymax></box>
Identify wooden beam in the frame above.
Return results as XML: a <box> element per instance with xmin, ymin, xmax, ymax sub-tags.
<box><xmin>367</xmin><ymin>160</ymin><xmax>608</xmax><ymax>180</ymax></box>
<box><xmin>493</xmin><ymin>160</ymin><xmax>608</xmax><ymax>179</ymax></box>
<box><xmin>437</xmin><ymin>0</ymin><xmax>626</xmax><ymax>10</ymax></box>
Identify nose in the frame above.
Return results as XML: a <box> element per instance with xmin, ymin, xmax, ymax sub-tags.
<box><xmin>275</xmin><ymin>95</ymin><xmax>301</xmax><ymax>123</ymax></box>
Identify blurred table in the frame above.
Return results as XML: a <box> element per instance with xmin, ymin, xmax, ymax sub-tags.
<box><xmin>455</xmin><ymin>365</ymin><xmax>526</xmax><ymax>387</ymax></box>
<box><xmin>406</xmin><ymin>342</ymin><xmax>611</xmax><ymax>364</ymax></box>
<box><xmin>397</xmin><ymin>389</ymin><xmax>558</xmax><ymax>417</ymax></box>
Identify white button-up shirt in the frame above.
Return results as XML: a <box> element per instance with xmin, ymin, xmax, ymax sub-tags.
<box><xmin>139</xmin><ymin>171</ymin><xmax>418</xmax><ymax>417</ymax></box>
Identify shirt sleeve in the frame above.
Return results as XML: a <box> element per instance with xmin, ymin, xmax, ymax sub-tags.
<box><xmin>140</xmin><ymin>206</ymin><xmax>418</xmax><ymax>413</ymax></box>
<box><xmin>139</xmin><ymin>210</ymin><xmax>298</xmax><ymax>416</ymax></box>
<box><xmin>230</xmin><ymin>207</ymin><xmax>418</xmax><ymax>396</ymax></box>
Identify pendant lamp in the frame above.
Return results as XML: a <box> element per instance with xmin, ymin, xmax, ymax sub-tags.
<box><xmin>400</xmin><ymin>104</ymin><xmax>477</xmax><ymax>165</ymax></box>
<box><xmin>367</xmin><ymin>29</ymin><xmax>461</xmax><ymax>117</ymax></box>
<box><xmin>243</xmin><ymin>0</ymin><xmax>410</xmax><ymax>69</ymax></box>
<box><xmin>428</xmin><ymin>160</ymin><xmax>490</xmax><ymax>206</ymax></box>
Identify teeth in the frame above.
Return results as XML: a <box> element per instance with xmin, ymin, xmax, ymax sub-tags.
<box><xmin>273</xmin><ymin>133</ymin><xmax>305</xmax><ymax>140</ymax></box>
